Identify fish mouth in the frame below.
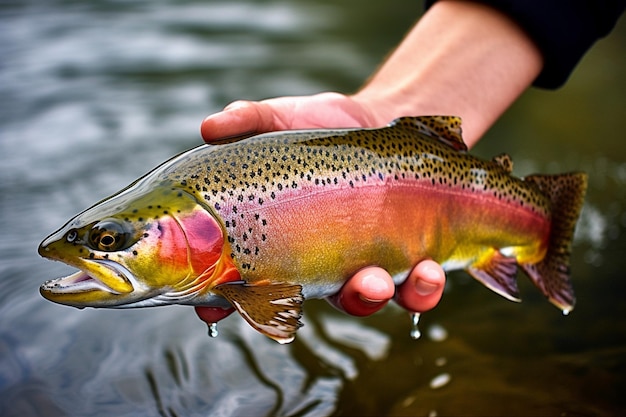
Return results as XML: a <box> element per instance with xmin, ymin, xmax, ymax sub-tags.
<box><xmin>40</xmin><ymin>259</ymin><xmax>137</xmax><ymax>307</ymax></box>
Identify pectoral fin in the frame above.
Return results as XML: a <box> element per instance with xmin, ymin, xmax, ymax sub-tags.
<box><xmin>214</xmin><ymin>281</ymin><xmax>304</xmax><ymax>344</ymax></box>
<box><xmin>467</xmin><ymin>249</ymin><xmax>520</xmax><ymax>302</ymax></box>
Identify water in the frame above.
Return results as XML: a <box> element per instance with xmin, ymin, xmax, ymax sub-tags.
<box><xmin>410</xmin><ymin>312</ymin><xmax>421</xmax><ymax>340</ymax></box>
<box><xmin>1</xmin><ymin>0</ymin><xmax>625</xmax><ymax>415</ymax></box>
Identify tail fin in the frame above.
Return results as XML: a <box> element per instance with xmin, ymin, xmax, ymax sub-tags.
<box><xmin>520</xmin><ymin>172</ymin><xmax>588</xmax><ymax>313</ymax></box>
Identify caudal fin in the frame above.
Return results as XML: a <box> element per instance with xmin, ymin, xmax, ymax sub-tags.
<box><xmin>520</xmin><ymin>172</ymin><xmax>588</xmax><ymax>313</ymax></box>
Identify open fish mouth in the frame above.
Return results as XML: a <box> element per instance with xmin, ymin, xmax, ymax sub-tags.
<box><xmin>41</xmin><ymin>269</ymin><xmax>123</xmax><ymax>295</ymax></box>
<box><xmin>39</xmin><ymin>259</ymin><xmax>136</xmax><ymax>306</ymax></box>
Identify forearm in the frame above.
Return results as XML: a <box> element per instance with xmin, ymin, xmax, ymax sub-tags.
<box><xmin>352</xmin><ymin>1</ymin><xmax>543</xmax><ymax>147</ymax></box>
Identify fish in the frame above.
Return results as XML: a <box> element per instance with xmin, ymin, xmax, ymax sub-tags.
<box><xmin>38</xmin><ymin>116</ymin><xmax>587</xmax><ymax>344</ymax></box>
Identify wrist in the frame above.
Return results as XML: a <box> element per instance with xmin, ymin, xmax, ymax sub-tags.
<box><xmin>349</xmin><ymin>1</ymin><xmax>543</xmax><ymax>147</ymax></box>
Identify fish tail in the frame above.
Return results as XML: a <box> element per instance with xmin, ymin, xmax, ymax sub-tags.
<box><xmin>520</xmin><ymin>172</ymin><xmax>588</xmax><ymax>313</ymax></box>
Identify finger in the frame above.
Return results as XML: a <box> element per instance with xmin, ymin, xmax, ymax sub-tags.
<box><xmin>194</xmin><ymin>306</ymin><xmax>235</xmax><ymax>324</ymax></box>
<box><xmin>326</xmin><ymin>266</ymin><xmax>395</xmax><ymax>316</ymax></box>
<box><xmin>200</xmin><ymin>100</ymin><xmax>275</xmax><ymax>142</ymax></box>
<box><xmin>395</xmin><ymin>260</ymin><xmax>446</xmax><ymax>313</ymax></box>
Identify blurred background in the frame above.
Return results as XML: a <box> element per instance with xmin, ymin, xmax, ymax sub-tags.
<box><xmin>1</xmin><ymin>0</ymin><xmax>625</xmax><ymax>415</ymax></box>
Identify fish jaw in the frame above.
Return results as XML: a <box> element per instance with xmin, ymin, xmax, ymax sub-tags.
<box><xmin>38</xmin><ymin>256</ymin><xmax>233</xmax><ymax>309</ymax></box>
<box><xmin>38</xmin><ymin>258</ymin><xmax>144</xmax><ymax>307</ymax></box>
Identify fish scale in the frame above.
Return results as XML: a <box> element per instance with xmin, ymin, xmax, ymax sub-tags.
<box><xmin>38</xmin><ymin>116</ymin><xmax>587</xmax><ymax>343</ymax></box>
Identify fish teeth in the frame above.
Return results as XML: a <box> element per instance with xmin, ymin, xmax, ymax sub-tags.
<box><xmin>41</xmin><ymin>270</ymin><xmax>120</xmax><ymax>294</ymax></box>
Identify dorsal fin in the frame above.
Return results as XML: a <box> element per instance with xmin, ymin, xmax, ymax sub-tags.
<box><xmin>492</xmin><ymin>153</ymin><xmax>514</xmax><ymax>173</ymax></box>
<box><xmin>390</xmin><ymin>116</ymin><xmax>467</xmax><ymax>152</ymax></box>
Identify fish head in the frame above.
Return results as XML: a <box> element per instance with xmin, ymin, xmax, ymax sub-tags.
<box><xmin>39</xmin><ymin>183</ymin><xmax>239</xmax><ymax>308</ymax></box>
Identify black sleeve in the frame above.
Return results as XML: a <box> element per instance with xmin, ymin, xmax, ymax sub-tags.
<box><xmin>424</xmin><ymin>0</ymin><xmax>625</xmax><ymax>89</ymax></box>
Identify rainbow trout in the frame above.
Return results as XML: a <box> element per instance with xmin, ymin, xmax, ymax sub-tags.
<box><xmin>39</xmin><ymin>116</ymin><xmax>587</xmax><ymax>343</ymax></box>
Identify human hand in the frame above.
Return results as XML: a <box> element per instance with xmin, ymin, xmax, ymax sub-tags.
<box><xmin>194</xmin><ymin>93</ymin><xmax>446</xmax><ymax>325</ymax></box>
<box><xmin>199</xmin><ymin>92</ymin><xmax>379</xmax><ymax>141</ymax></box>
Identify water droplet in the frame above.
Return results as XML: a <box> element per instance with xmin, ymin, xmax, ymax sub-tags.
<box><xmin>207</xmin><ymin>322</ymin><xmax>218</xmax><ymax>338</ymax></box>
<box><xmin>429</xmin><ymin>372</ymin><xmax>451</xmax><ymax>389</ymax></box>
<box><xmin>410</xmin><ymin>312</ymin><xmax>421</xmax><ymax>339</ymax></box>
<box><xmin>562</xmin><ymin>308</ymin><xmax>571</xmax><ymax>316</ymax></box>
<box><xmin>427</xmin><ymin>324</ymin><xmax>448</xmax><ymax>342</ymax></box>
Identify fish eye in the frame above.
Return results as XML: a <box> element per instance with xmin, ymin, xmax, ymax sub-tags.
<box><xmin>88</xmin><ymin>219</ymin><xmax>132</xmax><ymax>252</ymax></box>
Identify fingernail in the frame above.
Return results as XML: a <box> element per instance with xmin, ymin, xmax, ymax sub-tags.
<box><xmin>415</xmin><ymin>280</ymin><xmax>439</xmax><ymax>296</ymax></box>
<box><xmin>359</xmin><ymin>273</ymin><xmax>394</xmax><ymax>302</ymax></box>
<box><xmin>358</xmin><ymin>294</ymin><xmax>386</xmax><ymax>304</ymax></box>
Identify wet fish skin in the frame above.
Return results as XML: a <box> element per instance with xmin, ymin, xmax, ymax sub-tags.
<box><xmin>39</xmin><ymin>116</ymin><xmax>587</xmax><ymax>343</ymax></box>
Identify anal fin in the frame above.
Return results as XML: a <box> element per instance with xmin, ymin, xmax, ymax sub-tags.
<box><xmin>467</xmin><ymin>249</ymin><xmax>520</xmax><ymax>302</ymax></box>
<box><xmin>214</xmin><ymin>281</ymin><xmax>304</xmax><ymax>344</ymax></box>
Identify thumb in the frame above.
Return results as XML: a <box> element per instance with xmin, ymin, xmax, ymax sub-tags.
<box><xmin>200</xmin><ymin>100</ymin><xmax>275</xmax><ymax>142</ymax></box>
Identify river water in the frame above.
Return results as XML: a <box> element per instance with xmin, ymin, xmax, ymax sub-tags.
<box><xmin>1</xmin><ymin>1</ymin><xmax>625</xmax><ymax>416</ymax></box>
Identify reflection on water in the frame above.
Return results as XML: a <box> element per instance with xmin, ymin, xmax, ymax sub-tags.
<box><xmin>1</xmin><ymin>1</ymin><xmax>625</xmax><ymax>416</ymax></box>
